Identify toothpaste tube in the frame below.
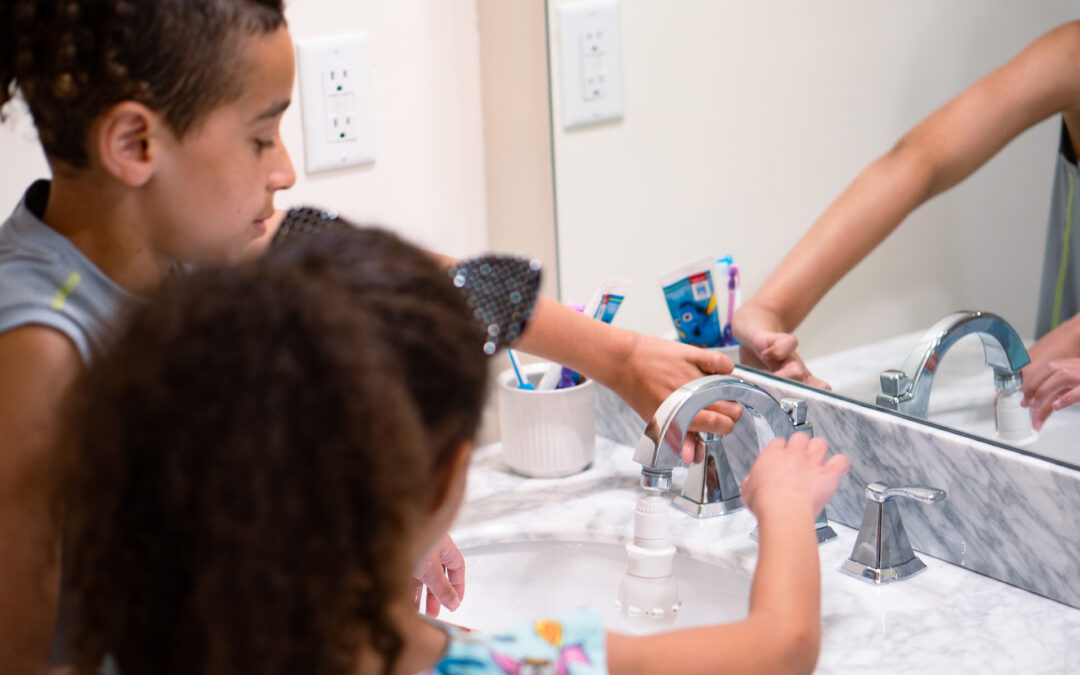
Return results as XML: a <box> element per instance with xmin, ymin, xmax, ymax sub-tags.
<box><xmin>660</xmin><ymin>256</ymin><xmax>722</xmax><ymax>348</ymax></box>
<box><xmin>537</xmin><ymin>277</ymin><xmax>633</xmax><ymax>390</ymax></box>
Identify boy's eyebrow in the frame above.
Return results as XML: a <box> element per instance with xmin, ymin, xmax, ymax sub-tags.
<box><xmin>252</xmin><ymin>99</ymin><xmax>291</xmax><ymax>122</ymax></box>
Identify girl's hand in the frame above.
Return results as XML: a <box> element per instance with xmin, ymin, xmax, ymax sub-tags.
<box><xmin>741</xmin><ymin>433</ymin><xmax>850</xmax><ymax>521</ymax></box>
<box><xmin>733</xmin><ymin>304</ymin><xmax>831</xmax><ymax>390</ymax></box>
<box><xmin>413</xmin><ymin>534</ymin><xmax>466</xmax><ymax>616</ymax></box>
<box><xmin>1021</xmin><ymin>358</ymin><xmax>1080</xmax><ymax>429</ymax></box>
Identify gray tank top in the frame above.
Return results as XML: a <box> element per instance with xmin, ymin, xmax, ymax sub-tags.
<box><xmin>0</xmin><ymin>180</ymin><xmax>138</xmax><ymax>364</ymax></box>
<box><xmin>1035</xmin><ymin>121</ymin><xmax>1080</xmax><ymax>338</ymax></box>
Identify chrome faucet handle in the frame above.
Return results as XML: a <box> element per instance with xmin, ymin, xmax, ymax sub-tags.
<box><xmin>841</xmin><ymin>481</ymin><xmax>947</xmax><ymax>584</ymax></box>
<box><xmin>879</xmin><ymin>369</ymin><xmax>913</xmax><ymax>398</ymax></box>
<box><xmin>780</xmin><ymin>397</ymin><xmax>808</xmax><ymax>428</ymax></box>
<box><xmin>867</xmin><ymin>483</ymin><xmax>945</xmax><ymax>504</ymax></box>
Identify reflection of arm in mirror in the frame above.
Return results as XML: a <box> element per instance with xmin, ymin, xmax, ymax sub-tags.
<box><xmin>734</xmin><ymin>20</ymin><xmax>1080</xmax><ymax>387</ymax></box>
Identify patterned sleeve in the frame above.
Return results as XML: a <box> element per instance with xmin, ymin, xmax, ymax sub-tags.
<box><xmin>429</xmin><ymin>606</ymin><xmax>608</xmax><ymax>675</ymax></box>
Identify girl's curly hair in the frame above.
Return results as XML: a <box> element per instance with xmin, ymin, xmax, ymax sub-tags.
<box><xmin>267</xmin><ymin>227</ymin><xmax>491</xmax><ymax>466</ymax></box>
<box><xmin>59</xmin><ymin>227</ymin><xmax>489</xmax><ymax>675</ymax></box>
<box><xmin>0</xmin><ymin>0</ymin><xmax>285</xmax><ymax>167</ymax></box>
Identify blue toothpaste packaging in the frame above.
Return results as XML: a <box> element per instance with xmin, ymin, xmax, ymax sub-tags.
<box><xmin>660</xmin><ymin>256</ymin><xmax>722</xmax><ymax>348</ymax></box>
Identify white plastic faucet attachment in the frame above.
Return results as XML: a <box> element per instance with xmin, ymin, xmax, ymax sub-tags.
<box><xmin>615</xmin><ymin>492</ymin><xmax>682</xmax><ymax>632</ymax></box>
<box><xmin>995</xmin><ymin>390</ymin><xmax>1037</xmax><ymax>445</ymax></box>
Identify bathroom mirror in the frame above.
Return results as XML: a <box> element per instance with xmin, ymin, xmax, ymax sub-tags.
<box><xmin>479</xmin><ymin>0</ymin><xmax>1080</xmax><ymax>470</ymax></box>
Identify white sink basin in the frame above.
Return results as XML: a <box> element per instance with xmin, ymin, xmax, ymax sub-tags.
<box><xmin>440</xmin><ymin>540</ymin><xmax>751</xmax><ymax>635</ymax></box>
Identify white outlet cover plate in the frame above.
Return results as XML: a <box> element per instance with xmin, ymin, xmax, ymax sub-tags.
<box><xmin>296</xmin><ymin>34</ymin><xmax>376</xmax><ymax>174</ymax></box>
<box><xmin>557</xmin><ymin>0</ymin><xmax>624</xmax><ymax>130</ymax></box>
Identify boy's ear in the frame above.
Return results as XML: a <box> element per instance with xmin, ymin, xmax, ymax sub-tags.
<box><xmin>94</xmin><ymin>101</ymin><xmax>163</xmax><ymax>187</ymax></box>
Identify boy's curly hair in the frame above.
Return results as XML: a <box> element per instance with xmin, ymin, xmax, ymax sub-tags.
<box><xmin>60</xmin><ymin>227</ymin><xmax>489</xmax><ymax>675</ymax></box>
<box><xmin>0</xmin><ymin>0</ymin><xmax>285</xmax><ymax>167</ymax></box>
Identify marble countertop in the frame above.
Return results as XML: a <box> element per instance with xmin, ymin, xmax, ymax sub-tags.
<box><xmin>449</xmin><ymin>438</ymin><xmax>1080</xmax><ymax>674</ymax></box>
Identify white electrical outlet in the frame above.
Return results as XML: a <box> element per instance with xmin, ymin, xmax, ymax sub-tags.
<box><xmin>558</xmin><ymin>1</ymin><xmax>624</xmax><ymax>129</ymax></box>
<box><xmin>297</xmin><ymin>34</ymin><xmax>375</xmax><ymax>174</ymax></box>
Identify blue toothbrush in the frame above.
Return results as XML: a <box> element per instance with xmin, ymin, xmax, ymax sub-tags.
<box><xmin>508</xmin><ymin>350</ymin><xmax>534</xmax><ymax>390</ymax></box>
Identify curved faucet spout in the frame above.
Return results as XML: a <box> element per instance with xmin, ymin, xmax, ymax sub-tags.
<box><xmin>876</xmin><ymin>310</ymin><xmax>1030</xmax><ymax>419</ymax></box>
<box><xmin>633</xmin><ymin>375</ymin><xmax>796</xmax><ymax>488</ymax></box>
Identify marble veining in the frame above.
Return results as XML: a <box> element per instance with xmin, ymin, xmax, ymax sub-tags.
<box><xmin>450</xmin><ymin>439</ymin><xmax>1080</xmax><ymax>673</ymax></box>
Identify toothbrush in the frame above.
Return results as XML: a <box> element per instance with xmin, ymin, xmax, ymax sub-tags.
<box><xmin>508</xmin><ymin>350</ymin><xmax>535</xmax><ymax>390</ymax></box>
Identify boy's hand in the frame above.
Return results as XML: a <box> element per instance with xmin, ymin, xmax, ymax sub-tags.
<box><xmin>741</xmin><ymin>433</ymin><xmax>849</xmax><ymax>520</ymax></box>
<box><xmin>617</xmin><ymin>331</ymin><xmax>744</xmax><ymax>438</ymax></box>
<box><xmin>413</xmin><ymin>534</ymin><xmax>466</xmax><ymax>616</ymax></box>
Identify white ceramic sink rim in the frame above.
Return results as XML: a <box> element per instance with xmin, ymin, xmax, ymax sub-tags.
<box><xmin>440</xmin><ymin>539</ymin><xmax>751</xmax><ymax>636</ymax></box>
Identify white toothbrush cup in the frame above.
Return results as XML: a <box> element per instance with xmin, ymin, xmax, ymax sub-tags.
<box><xmin>497</xmin><ymin>362</ymin><xmax>596</xmax><ymax>477</ymax></box>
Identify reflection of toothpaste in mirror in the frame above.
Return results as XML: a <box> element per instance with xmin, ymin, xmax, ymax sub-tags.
<box><xmin>537</xmin><ymin>277</ymin><xmax>633</xmax><ymax>390</ymax></box>
<box><xmin>660</xmin><ymin>256</ymin><xmax>722</xmax><ymax>348</ymax></box>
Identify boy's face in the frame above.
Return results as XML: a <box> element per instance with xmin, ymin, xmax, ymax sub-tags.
<box><xmin>146</xmin><ymin>26</ymin><xmax>297</xmax><ymax>265</ymax></box>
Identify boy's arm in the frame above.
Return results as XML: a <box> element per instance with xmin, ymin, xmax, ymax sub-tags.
<box><xmin>735</xmin><ymin>20</ymin><xmax>1080</xmax><ymax>383</ymax></box>
<box><xmin>0</xmin><ymin>325</ymin><xmax>81</xmax><ymax>674</ymax></box>
<box><xmin>516</xmin><ymin>296</ymin><xmax>743</xmax><ymax>434</ymax></box>
<box><xmin>606</xmin><ymin>434</ymin><xmax>848</xmax><ymax>675</ymax></box>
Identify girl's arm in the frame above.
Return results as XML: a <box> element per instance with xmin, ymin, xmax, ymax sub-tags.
<box><xmin>0</xmin><ymin>325</ymin><xmax>81</xmax><ymax>673</ymax></box>
<box><xmin>735</xmin><ymin>21</ymin><xmax>1080</xmax><ymax>384</ymax></box>
<box><xmin>516</xmin><ymin>296</ymin><xmax>742</xmax><ymax>435</ymax></box>
<box><xmin>606</xmin><ymin>434</ymin><xmax>849</xmax><ymax>675</ymax></box>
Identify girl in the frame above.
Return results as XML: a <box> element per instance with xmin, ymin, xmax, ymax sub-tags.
<box><xmin>1</xmin><ymin>1</ymin><xmax>738</xmax><ymax>669</ymax></box>
<box><xmin>60</xmin><ymin>227</ymin><xmax>849</xmax><ymax>675</ymax></box>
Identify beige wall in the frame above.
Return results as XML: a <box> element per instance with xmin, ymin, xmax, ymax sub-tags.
<box><xmin>0</xmin><ymin>0</ymin><xmax>490</xmax><ymax>258</ymax></box>
<box><xmin>546</xmin><ymin>0</ymin><xmax>1079</xmax><ymax>357</ymax></box>
<box><xmin>477</xmin><ymin>0</ymin><xmax>560</xmax><ymax>298</ymax></box>
<box><xmin>7</xmin><ymin>1</ymin><xmax>1078</xmax><ymax>362</ymax></box>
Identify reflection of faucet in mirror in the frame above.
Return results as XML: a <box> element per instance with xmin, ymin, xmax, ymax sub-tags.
<box><xmin>876</xmin><ymin>311</ymin><xmax>1030</xmax><ymax>419</ymax></box>
<box><xmin>633</xmin><ymin>375</ymin><xmax>837</xmax><ymax>543</ymax></box>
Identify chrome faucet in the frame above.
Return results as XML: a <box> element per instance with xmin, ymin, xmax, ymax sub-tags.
<box><xmin>876</xmin><ymin>310</ymin><xmax>1030</xmax><ymax>419</ymax></box>
<box><xmin>634</xmin><ymin>375</ymin><xmax>836</xmax><ymax>542</ymax></box>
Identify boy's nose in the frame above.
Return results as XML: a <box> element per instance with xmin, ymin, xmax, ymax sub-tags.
<box><xmin>272</xmin><ymin>146</ymin><xmax>297</xmax><ymax>191</ymax></box>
